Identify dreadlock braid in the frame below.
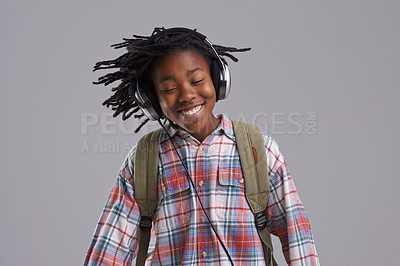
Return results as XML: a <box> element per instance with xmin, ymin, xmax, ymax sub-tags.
<box><xmin>93</xmin><ymin>27</ymin><xmax>250</xmax><ymax>133</ymax></box>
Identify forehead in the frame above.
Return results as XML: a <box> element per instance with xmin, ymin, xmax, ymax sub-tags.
<box><xmin>151</xmin><ymin>50</ymin><xmax>210</xmax><ymax>78</ymax></box>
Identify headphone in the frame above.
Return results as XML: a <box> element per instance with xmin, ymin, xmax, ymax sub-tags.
<box><xmin>132</xmin><ymin>27</ymin><xmax>231</xmax><ymax>121</ymax></box>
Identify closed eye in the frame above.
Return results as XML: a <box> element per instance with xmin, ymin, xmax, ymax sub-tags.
<box><xmin>191</xmin><ymin>79</ymin><xmax>204</xmax><ymax>85</ymax></box>
<box><xmin>162</xmin><ymin>87</ymin><xmax>177</xmax><ymax>93</ymax></box>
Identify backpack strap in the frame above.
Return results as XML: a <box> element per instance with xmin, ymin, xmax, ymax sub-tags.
<box><xmin>134</xmin><ymin>128</ymin><xmax>162</xmax><ymax>266</ymax></box>
<box><xmin>232</xmin><ymin>121</ymin><xmax>278</xmax><ymax>266</ymax></box>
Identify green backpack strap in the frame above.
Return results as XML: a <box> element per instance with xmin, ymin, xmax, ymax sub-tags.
<box><xmin>134</xmin><ymin>128</ymin><xmax>162</xmax><ymax>266</ymax></box>
<box><xmin>232</xmin><ymin>121</ymin><xmax>278</xmax><ymax>266</ymax></box>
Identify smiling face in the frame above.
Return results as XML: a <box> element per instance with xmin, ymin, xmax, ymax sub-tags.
<box><xmin>151</xmin><ymin>50</ymin><xmax>220</xmax><ymax>142</ymax></box>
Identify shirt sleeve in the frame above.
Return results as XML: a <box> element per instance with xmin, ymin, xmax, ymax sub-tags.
<box><xmin>84</xmin><ymin>146</ymin><xmax>142</xmax><ymax>266</ymax></box>
<box><xmin>263</xmin><ymin>133</ymin><xmax>320</xmax><ymax>265</ymax></box>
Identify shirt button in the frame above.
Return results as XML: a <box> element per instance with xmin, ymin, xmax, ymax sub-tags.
<box><xmin>201</xmin><ymin>251</ymin><xmax>207</xmax><ymax>258</ymax></box>
<box><xmin>200</xmin><ymin>216</ymin><xmax>206</xmax><ymax>223</ymax></box>
<box><xmin>162</xmin><ymin>185</ymin><xmax>167</xmax><ymax>192</ymax></box>
<box><xmin>199</xmin><ymin>180</ymin><xmax>204</xmax><ymax>187</ymax></box>
<box><xmin>199</xmin><ymin>145</ymin><xmax>204</xmax><ymax>151</ymax></box>
<box><xmin>239</xmin><ymin>178</ymin><xmax>245</xmax><ymax>184</ymax></box>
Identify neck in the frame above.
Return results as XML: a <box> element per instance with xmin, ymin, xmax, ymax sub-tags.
<box><xmin>168</xmin><ymin>116</ymin><xmax>221</xmax><ymax>143</ymax></box>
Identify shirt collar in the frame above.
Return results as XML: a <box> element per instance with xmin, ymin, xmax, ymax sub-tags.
<box><xmin>214</xmin><ymin>113</ymin><xmax>235</xmax><ymax>141</ymax></box>
<box><xmin>159</xmin><ymin>114</ymin><xmax>236</xmax><ymax>143</ymax></box>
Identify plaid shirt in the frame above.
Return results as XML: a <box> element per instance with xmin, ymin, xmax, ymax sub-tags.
<box><xmin>84</xmin><ymin>114</ymin><xmax>319</xmax><ymax>265</ymax></box>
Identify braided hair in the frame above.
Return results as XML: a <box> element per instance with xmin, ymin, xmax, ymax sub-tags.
<box><xmin>93</xmin><ymin>27</ymin><xmax>250</xmax><ymax>133</ymax></box>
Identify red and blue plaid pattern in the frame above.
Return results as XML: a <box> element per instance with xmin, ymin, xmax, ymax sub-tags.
<box><xmin>84</xmin><ymin>114</ymin><xmax>319</xmax><ymax>265</ymax></box>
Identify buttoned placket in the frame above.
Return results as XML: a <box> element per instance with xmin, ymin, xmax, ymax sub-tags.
<box><xmin>181</xmin><ymin>129</ymin><xmax>223</xmax><ymax>263</ymax></box>
<box><xmin>192</xmin><ymin>140</ymin><xmax>210</xmax><ymax>263</ymax></box>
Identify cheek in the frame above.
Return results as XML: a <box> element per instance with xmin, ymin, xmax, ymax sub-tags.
<box><xmin>155</xmin><ymin>91</ymin><xmax>168</xmax><ymax>109</ymax></box>
<box><xmin>205</xmin><ymin>80</ymin><xmax>217</xmax><ymax>98</ymax></box>
<box><xmin>158</xmin><ymin>99</ymin><xmax>169</xmax><ymax>113</ymax></box>
<box><xmin>206</xmin><ymin>88</ymin><xmax>217</xmax><ymax>104</ymax></box>
<box><xmin>158</xmin><ymin>96</ymin><xmax>176</xmax><ymax>116</ymax></box>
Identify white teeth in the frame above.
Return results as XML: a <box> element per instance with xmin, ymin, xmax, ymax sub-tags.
<box><xmin>180</xmin><ymin>105</ymin><xmax>202</xmax><ymax>116</ymax></box>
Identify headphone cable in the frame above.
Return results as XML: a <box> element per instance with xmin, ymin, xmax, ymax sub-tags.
<box><xmin>158</xmin><ymin>120</ymin><xmax>235</xmax><ymax>266</ymax></box>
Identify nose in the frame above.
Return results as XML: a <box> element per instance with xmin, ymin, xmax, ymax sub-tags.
<box><xmin>178</xmin><ymin>83</ymin><xmax>197</xmax><ymax>103</ymax></box>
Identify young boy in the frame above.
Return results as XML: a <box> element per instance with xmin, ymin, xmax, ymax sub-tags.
<box><xmin>84</xmin><ymin>27</ymin><xmax>319</xmax><ymax>265</ymax></box>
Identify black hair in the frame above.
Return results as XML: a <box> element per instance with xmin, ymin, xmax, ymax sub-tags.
<box><xmin>93</xmin><ymin>27</ymin><xmax>250</xmax><ymax>133</ymax></box>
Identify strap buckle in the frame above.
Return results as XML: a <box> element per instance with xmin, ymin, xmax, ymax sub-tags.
<box><xmin>254</xmin><ymin>212</ymin><xmax>268</xmax><ymax>230</ymax></box>
<box><xmin>139</xmin><ymin>216</ymin><xmax>152</xmax><ymax>232</ymax></box>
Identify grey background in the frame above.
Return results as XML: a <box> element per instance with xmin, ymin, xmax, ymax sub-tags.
<box><xmin>1</xmin><ymin>0</ymin><xmax>399</xmax><ymax>265</ymax></box>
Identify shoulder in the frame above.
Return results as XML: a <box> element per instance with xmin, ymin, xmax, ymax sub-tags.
<box><xmin>124</xmin><ymin>144</ymin><xmax>137</xmax><ymax>170</ymax></box>
<box><xmin>118</xmin><ymin>144</ymin><xmax>137</xmax><ymax>183</ymax></box>
<box><xmin>261</xmin><ymin>132</ymin><xmax>285</xmax><ymax>177</ymax></box>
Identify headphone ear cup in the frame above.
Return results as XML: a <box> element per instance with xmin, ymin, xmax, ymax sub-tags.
<box><xmin>141</xmin><ymin>80</ymin><xmax>164</xmax><ymax>118</ymax></box>
<box><xmin>210</xmin><ymin>60</ymin><xmax>221</xmax><ymax>101</ymax></box>
<box><xmin>133</xmin><ymin>79</ymin><xmax>164</xmax><ymax>121</ymax></box>
<box><xmin>209</xmin><ymin>59</ymin><xmax>231</xmax><ymax>101</ymax></box>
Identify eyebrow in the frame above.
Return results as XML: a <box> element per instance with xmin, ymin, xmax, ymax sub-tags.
<box><xmin>159</xmin><ymin>75</ymin><xmax>174</xmax><ymax>83</ymax></box>
<box><xmin>187</xmin><ymin>67</ymin><xmax>203</xmax><ymax>75</ymax></box>
<box><xmin>158</xmin><ymin>67</ymin><xmax>204</xmax><ymax>84</ymax></box>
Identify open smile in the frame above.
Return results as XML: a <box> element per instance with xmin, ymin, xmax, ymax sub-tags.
<box><xmin>178</xmin><ymin>104</ymin><xmax>204</xmax><ymax>116</ymax></box>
